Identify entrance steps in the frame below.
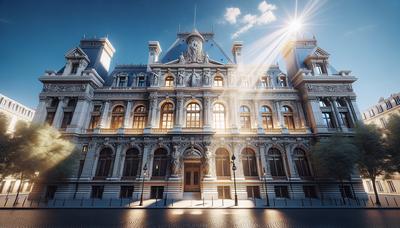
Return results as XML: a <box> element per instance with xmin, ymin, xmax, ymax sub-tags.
<box><xmin>183</xmin><ymin>192</ymin><xmax>201</xmax><ymax>200</ymax></box>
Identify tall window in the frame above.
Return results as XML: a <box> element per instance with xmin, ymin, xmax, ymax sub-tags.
<box><xmin>137</xmin><ymin>76</ymin><xmax>145</xmax><ymax>87</ymax></box>
<box><xmin>165</xmin><ymin>76</ymin><xmax>174</xmax><ymax>87</ymax></box>
<box><xmin>215</xmin><ymin>149</ymin><xmax>231</xmax><ymax>179</ymax></box>
<box><xmin>293</xmin><ymin>148</ymin><xmax>311</xmax><ymax>177</ymax></box>
<box><xmin>152</xmin><ymin>148</ymin><xmax>168</xmax><ymax>178</ymax></box>
<box><xmin>111</xmin><ymin>105</ymin><xmax>125</xmax><ymax>129</ymax></box>
<box><xmin>385</xmin><ymin>100</ymin><xmax>392</xmax><ymax>109</ymax></box>
<box><xmin>186</xmin><ymin>103</ymin><xmax>201</xmax><ymax>128</ymax></box>
<box><xmin>282</xmin><ymin>106</ymin><xmax>295</xmax><ymax>129</ymax></box>
<box><xmin>213</xmin><ymin>103</ymin><xmax>225</xmax><ymax>129</ymax></box>
<box><xmin>71</xmin><ymin>62</ymin><xmax>79</xmax><ymax>74</ymax></box>
<box><xmin>261</xmin><ymin>106</ymin><xmax>273</xmax><ymax>129</ymax></box>
<box><xmin>89</xmin><ymin>105</ymin><xmax>101</xmax><ymax>129</ymax></box>
<box><xmin>160</xmin><ymin>103</ymin><xmax>174</xmax><ymax>129</ymax></box>
<box><xmin>95</xmin><ymin>148</ymin><xmax>114</xmax><ymax>179</ymax></box>
<box><xmin>340</xmin><ymin>112</ymin><xmax>351</xmax><ymax>128</ymax></box>
<box><xmin>132</xmin><ymin>106</ymin><xmax>147</xmax><ymax>129</ymax></box>
<box><xmin>213</xmin><ymin>76</ymin><xmax>223</xmax><ymax>87</ymax></box>
<box><xmin>260</xmin><ymin>77</ymin><xmax>270</xmax><ymax>88</ymax></box>
<box><xmin>240</xmin><ymin>106</ymin><xmax>251</xmax><ymax>129</ymax></box>
<box><xmin>268</xmin><ymin>148</ymin><xmax>286</xmax><ymax>178</ymax></box>
<box><xmin>313</xmin><ymin>63</ymin><xmax>326</xmax><ymax>75</ymax></box>
<box><xmin>123</xmin><ymin>148</ymin><xmax>141</xmax><ymax>179</ymax></box>
<box><xmin>117</xmin><ymin>76</ymin><xmax>128</xmax><ymax>87</ymax></box>
<box><xmin>242</xmin><ymin>148</ymin><xmax>258</xmax><ymax>177</ymax></box>
<box><xmin>322</xmin><ymin>112</ymin><xmax>334</xmax><ymax>128</ymax></box>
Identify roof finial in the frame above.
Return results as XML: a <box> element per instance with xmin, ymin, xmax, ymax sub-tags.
<box><xmin>193</xmin><ymin>4</ymin><xmax>197</xmax><ymax>29</ymax></box>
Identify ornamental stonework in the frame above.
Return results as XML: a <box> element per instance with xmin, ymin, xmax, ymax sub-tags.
<box><xmin>306</xmin><ymin>84</ymin><xmax>353</xmax><ymax>93</ymax></box>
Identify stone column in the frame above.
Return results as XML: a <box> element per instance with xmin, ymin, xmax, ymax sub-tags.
<box><xmin>67</xmin><ymin>99</ymin><xmax>90</xmax><ymax>133</ymax></box>
<box><xmin>32</xmin><ymin>99</ymin><xmax>48</xmax><ymax>124</ymax></box>
<box><xmin>329</xmin><ymin>97</ymin><xmax>343</xmax><ymax>130</ymax></box>
<box><xmin>284</xmin><ymin>144</ymin><xmax>299</xmax><ymax>180</ymax></box>
<box><xmin>123</xmin><ymin>101</ymin><xmax>133</xmax><ymax>128</ymax></box>
<box><xmin>274</xmin><ymin>101</ymin><xmax>284</xmax><ymax>129</ymax></box>
<box><xmin>111</xmin><ymin>144</ymin><xmax>124</xmax><ymax>180</ymax></box>
<box><xmin>230</xmin><ymin>96</ymin><xmax>239</xmax><ymax>133</ymax></box>
<box><xmin>79</xmin><ymin>144</ymin><xmax>97</xmax><ymax>180</ymax></box>
<box><xmin>52</xmin><ymin>97</ymin><xmax>67</xmax><ymax>129</ymax></box>
<box><xmin>173</xmin><ymin>96</ymin><xmax>183</xmax><ymax>131</ymax></box>
<box><xmin>296</xmin><ymin>101</ymin><xmax>307</xmax><ymax>129</ymax></box>
<box><xmin>309</xmin><ymin>99</ymin><xmax>327</xmax><ymax>132</ymax></box>
<box><xmin>203</xmin><ymin>96</ymin><xmax>212</xmax><ymax>131</ymax></box>
<box><xmin>139</xmin><ymin>144</ymin><xmax>152</xmax><ymax>179</ymax></box>
<box><xmin>348</xmin><ymin>97</ymin><xmax>362</xmax><ymax>122</ymax></box>
<box><xmin>344</xmin><ymin>97</ymin><xmax>356</xmax><ymax>126</ymax></box>
<box><xmin>147</xmin><ymin>94</ymin><xmax>158</xmax><ymax>128</ymax></box>
<box><xmin>254</xmin><ymin>101</ymin><xmax>264</xmax><ymax>134</ymax></box>
<box><xmin>99</xmin><ymin>101</ymin><xmax>110</xmax><ymax>128</ymax></box>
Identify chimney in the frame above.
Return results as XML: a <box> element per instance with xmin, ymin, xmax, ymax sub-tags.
<box><xmin>148</xmin><ymin>41</ymin><xmax>162</xmax><ymax>64</ymax></box>
<box><xmin>232</xmin><ymin>41</ymin><xmax>243</xmax><ymax>64</ymax></box>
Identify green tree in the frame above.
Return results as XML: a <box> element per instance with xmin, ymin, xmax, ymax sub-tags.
<box><xmin>311</xmin><ymin>135</ymin><xmax>359</xmax><ymax>204</ymax></box>
<box><xmin>0</xmin><ymin>116</ymin><xmax>75</xmax><ymax>205</ymax></box>
<box><xmin>353</xmin><ymin>122</ymin><xmax>388</xmax><ymax>206</ymax></box>
<box><xmin>386</xmin><ymin>114</ymin><xmax>400</xmax><ymax>172</ymax></box>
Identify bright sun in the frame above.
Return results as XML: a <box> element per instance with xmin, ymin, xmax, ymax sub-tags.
<box><xmin>288</xmin><ymin>19</ymin><xmax>303</xmax><ymax>33</ymax></box>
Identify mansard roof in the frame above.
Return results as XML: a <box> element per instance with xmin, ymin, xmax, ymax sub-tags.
<box><xmin>105</xmin><ymin>64</ymin><xmax>148</xmax><ymax>86</ymax></box>
<box><xmin>160</xmin><ymin>31</ymin><xmax>233</xmax><ymax>64</ymax></box>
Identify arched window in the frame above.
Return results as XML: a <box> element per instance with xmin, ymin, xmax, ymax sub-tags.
<box><xmin>165</xmin><ymin>76</ymin><xmax>174</xmax><ymax>87</ymax></box>
<box><xmin>215</xmin><ymin>149</ymin><xmax>230</xmax><ymax>179</ymax></box>
<box><xmin>123</xmin><ymin>148</ymin><xmax>141</xmax><ymax>179</ymax></box>
<box><xmin>268</xmin><ymin>148</ymin><xmax>286</xmax><ymax>178</ymax></box>
<box><xmin>152</xmin><ymin>148</ymin><xmax>169</xmax><ymax>178</ymax></box>
<box><xmin>213</xmin><ymin>76</ymin><xmax>223</xmax><ymax>87</ymax></box>
<box><xmin>242</xmin><ymin>148</ymin><xmax>258</xmax><ymax>177</ymax></box>
<box><xmin>278</xmin><ymin>75</ymin><xmax>287</xmax><ymax>87</ymax></box>
<box><xmin>160</xmin><ymin>103</ymin><xmax>174</xmax><ymax>129</ymax></box>
<box><xmin>111</xmin><ymin>105</ymin><xmax>125</xmax><ymax>129</ymax></box>
<box><xmin>186</xmin><ymin>103</ymin><xmax>201</xmax><ymax>128</ymax></box>
<box><xmin>282</xmin><ymin>106</ymin><xmax>295</xmax><ymax>129</ymax></box>
<box><xmin>132</xmin><ymin>105</ymin><xmax>147</xmax><ymax>129</ymax></box>
<box><xmin>95</xmin><ymin>148</ymin><xmax>114</xmax><ymax>179</ymax></box>
<box><xmin>261</xmin><ymin>106</ymin><xmax>273</xmax><ymax>129</ymax></box>
<box><xmin>293</xmin><ymin>148</ymin><xmax>311</xmax><ymax>177</ymax></box>
<box><xmin>240</xmin><ymin>106</ymin><xmax>251</xmax><ymax>129</ymax></box>
<box><xmin>213</xmin><ymin>103</ymin><xmax>225</xmax><ymax>129</ymax></box>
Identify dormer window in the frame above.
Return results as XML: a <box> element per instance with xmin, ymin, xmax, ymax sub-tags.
<box><xmin>165</xmin><ymin>76</ymin><xmax>174</xmax><ymax>87</ymax></box>
<box><xmin>278</xmin><ymin>75</ymin><xmax>287</xmax><ymax>87</ymax></box>
<box><xmin>313</xmin><ymin>63</ymin><xmax>326</xmax><ymax>75</ymax></box>
<box><xmin>137</xmin><ymin>76</ymin><xmax>145</xmax><ymax>87</ymax></box>
<box><xmin>117</xmin><ymin>76</ymin><xmax>128</xmax><ymax>87</ymax></box>
<box><xmin>213</xmin><ymin>76</ymin><xmax>223</xmax><ymax>87</ymax></box>
<box><xmin>385</xmin><ymin>100</ymin><xmax>392</xmax><ymax>109</ymax></box>
<box><xmin>71</xmin><ymin>62</ymin><xmax>79</xmax><ymax>75</ymax></box>
<box><xmin>260</xmin><ymin>76</ymin><xmax>270</xmax><ymax>88</ymax></box>
<box><xmin>369</xmin><ymin>109</ymin><xmax>375</xmax><ymax>117</ymax></box>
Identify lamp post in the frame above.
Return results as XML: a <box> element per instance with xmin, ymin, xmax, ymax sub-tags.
<box><xmin>263</xmin><ymin>168</ymin><xmax>270</xmax><ymax>207</ymax></box>
<box><xmin>139</xmin><ymin>163</ymin><xmax>147</xmax><ymax>206</ymax></box>
<box><xmin>231</xmin><ymin>154</ymin><xmax>238</xmax><ymax>206</ymax></box>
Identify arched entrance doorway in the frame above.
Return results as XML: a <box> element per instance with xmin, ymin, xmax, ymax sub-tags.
<box><xmin>183</xmin><ymin>147</ymin><xmax>202</xmax><ymax>193</ymax></box>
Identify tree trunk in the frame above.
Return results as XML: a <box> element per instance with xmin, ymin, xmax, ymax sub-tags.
<box><xmin>371</xmin><ymin>177</ymin><xmax>381</xmax><ymax>206</ymax></box>
<box><xmin>13</xmin><ymin>172</ymin><xmax>24</xmax><ymax>206</ymax></box>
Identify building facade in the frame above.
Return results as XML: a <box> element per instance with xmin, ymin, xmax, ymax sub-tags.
<box><xmin>0</xmin><ymin>94</ymin><xmax>35</xmax><ymax>196</ymax></box>
<box><xmin>361</xmin><ymin>93</ymin><xmax>400</xmax><ymax>198</ymax></box>
<box><xmin>32</xmin><ymin>30</ymin><xmax>366</xmax><ymax>201</ymax></box>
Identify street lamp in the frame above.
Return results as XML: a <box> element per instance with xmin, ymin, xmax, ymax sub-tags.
<box><xmin>231</xmin><ymin>154</ymin><xmax>238</xmax><ymax>206</ymax></box>
<box><xmin>139</xmin><ymin>163</ymin><xmax>147</xmax><ymax>206</ymax></box>
<box><xmin>263</xmin><ymin>168</ymin><xmax>270</xmax><ymax>207</ymax></box>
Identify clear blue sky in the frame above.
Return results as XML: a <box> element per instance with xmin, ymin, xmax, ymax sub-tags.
<box><xmin>0</xmin><ymin>0</ymin><xmax>399</xmax><ymax>111</ymax></box>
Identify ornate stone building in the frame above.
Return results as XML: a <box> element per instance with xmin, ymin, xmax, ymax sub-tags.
<box><xmin>32</xmin><ymin>30</ymin><xmax>366</xmax><ymax>201</ymax></box>
<box><xmin>361</xmin><ymin>93</ymin><xmax>400</xmax><ymax>198</ymax></box>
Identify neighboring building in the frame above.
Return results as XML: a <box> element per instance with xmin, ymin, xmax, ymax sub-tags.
<box><xmin>31</xmin><ymin>29</ymin><xmax>366</xmax><ymax>202</ymax></box>
<box><xmin>0</xmin><ymin>94</ymin><xmax>35</xmax><ymax>196</ymax></box>
<box><xmin>361</xmin><ymin>93</ymin><xmax>400</xmax><ymax>198</ymax></box>
<box><xmin>0</xmin><ymin>93</ymin><xmax>35</xmax><ymax>133</ymax></box>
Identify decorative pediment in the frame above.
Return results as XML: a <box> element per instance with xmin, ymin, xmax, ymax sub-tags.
<box><xmin>65</xmin><ymin>47</ymin><xmax>90</xmax><ymax>62</ymax></box>
<box><xmin>308</xmin><ymin>47</ymin><xmax>330</xmax><ymax>58</ymax></box>
<box><xmin>183</xmin><ymin>146</ymin><xmax>203</xmax><ymax>160</ymax></box>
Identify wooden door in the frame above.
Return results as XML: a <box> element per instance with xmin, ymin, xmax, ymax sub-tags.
<box><xmin>184</xmin><ymin>163</ymin><xmax>200</xmax><ymax>192</ymax></box>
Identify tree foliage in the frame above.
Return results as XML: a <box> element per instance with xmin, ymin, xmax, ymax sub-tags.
<box><xmin>385</xmin><ymin>114</ymin><xmax>400</xmax><ymax>172</ymax></box>
<box><xmin>311</xmin><ymin>135</ymin><xmax>359</xmax><ymax>181</ymax></box>
<box><xmin>0</xmin><ymin>114</ymin><xmax>75</xmax><ymax>180</ymax></box>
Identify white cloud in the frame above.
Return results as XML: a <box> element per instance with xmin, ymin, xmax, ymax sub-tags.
<box><xmin>224</xmin><ymin>7</ymin><xmax>241</xmax><ymax>24</ymax></box>
<box><xmin>258</xmin><ymin>1</ymin><xmax>277</xmax><ymax>13</ymax></box>
<box><xmin>230</xmin><ymin>1</ymin><xmax>277</xmax><ymax>38</ymax></box>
